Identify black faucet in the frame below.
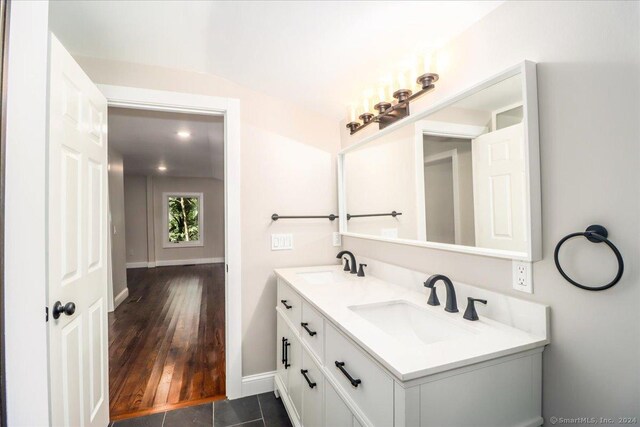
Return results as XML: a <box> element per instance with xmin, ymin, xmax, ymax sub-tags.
<box><xmin>424</xmin><ymin>274</ymin><xmax>459</xmax><ymax>313</ymax></box>
<box><xmin>463</xmin><ymin>297</ymin><xmax>487</xmax><ymax>321</ymax></box>
<box><xmin>336</xmin><ymin>250</ymin><xmax>357</xmax><ymax>274</ymax></box>
<box><xmin>357</xmin><ymin>263</ymin><xmax>367</xmax><ymax>277</ymax></box>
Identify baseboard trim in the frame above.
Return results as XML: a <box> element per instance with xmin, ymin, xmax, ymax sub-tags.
<box><xmin>126</xmin><ymin>261</ymin><xmax>148</xmax><ymax>269</ymax></box>
<box><xmin>114</xmin><ymin>287</ymin><xmax>129</xmax><ymax>309</ymax></box>
<box><xmin>155</xmin><ymin>257</ymin><xmax>225</xmax><ymax>267</ymax></box>
<box><xmin>126</xmin><ymin>258</ymin><xmax>224</xmax><ymax>269</ymax></box>
<box><xmin>241</xmin><ymin>371</ymin><xmax>275</xmax><ymax>397</ymax></box>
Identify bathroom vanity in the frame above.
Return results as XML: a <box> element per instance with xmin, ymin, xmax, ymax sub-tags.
<box><xmin>274</xmin><ymin>259</ymin><xmax>549</xmax><ymax>427</ymax></box>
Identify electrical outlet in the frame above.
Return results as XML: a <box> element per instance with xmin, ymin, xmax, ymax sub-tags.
<box><xmin>512</xmin><ymin>261</ymin><xmax>533</xmax><ymax>293</ymax></box>
<box><xmin>332</xmin><ymin>232</ymin><xmax>342</xmax><ymax>247</ymax></box>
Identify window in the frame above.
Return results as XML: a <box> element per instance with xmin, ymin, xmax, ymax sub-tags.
<box><xmin>163</xmin><ymin>192</ymin><xmax>204</xmax><ymax>247</ymax></box>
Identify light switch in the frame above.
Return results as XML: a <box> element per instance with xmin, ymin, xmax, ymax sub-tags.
<box><xmin>272</xmin><ymin>233</ymin><xmax>293</xmax><ymax>251</ymax></box>
<box><xmin>332</xmin><ymin>232</ymin><xmax>342</xmax><ymax>247</ymax></box>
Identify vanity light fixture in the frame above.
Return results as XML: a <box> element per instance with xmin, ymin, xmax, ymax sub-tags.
<box><xmin>177</xmin><ymin>130</ymin><xmax>191</xmax><ymax>139</ymax></box>
<box><xmin>346</xmin><ymin>53</ymin><xmax>440</xmax><ymax>135</ymax></box>
<box><xmin>157</xmin><ymin>165</ymin><xmax>167</xmax><ymax>171</ymax></box>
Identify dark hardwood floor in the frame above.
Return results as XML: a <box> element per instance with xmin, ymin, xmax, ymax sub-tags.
<box><xmin>109</xmin><ymin>264</ymin><xmax>226</xmax><ymax>420</ymax></box>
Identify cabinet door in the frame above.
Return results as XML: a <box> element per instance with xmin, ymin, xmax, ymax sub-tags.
<box><xmin>325</xmin><ymin>382</ymin><xmax>353</xmax><ymax>427</ymax></box>
<box><xmin>325</xmin><ymin>322</ymin><xmax>393</xmax><ymax>426</ymax></box>
<box><xmin>288</xmin><ymin>334</ymin><xmax>303</xmax><ymax>421</ymax></box>
<box><xmin>302</xmin><ymin>350</ymin><xmax>324</xmax><ymax>427</ymax></box>
<box><xmin>276</xmin><ymin>313</ymin><xmax>289</xmax><ymax>391</ymax></box>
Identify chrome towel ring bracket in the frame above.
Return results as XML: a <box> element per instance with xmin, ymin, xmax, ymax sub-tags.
<box><xmin>554</xmin><ymin>225</ymin><xmax>624</xmax><ymax>291</ymax></box>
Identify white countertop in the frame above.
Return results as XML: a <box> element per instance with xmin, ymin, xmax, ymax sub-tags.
<box><xmin>275</xmin><ymin>264</ymin><xmax>549</xmax><ymax>382</ymax></box>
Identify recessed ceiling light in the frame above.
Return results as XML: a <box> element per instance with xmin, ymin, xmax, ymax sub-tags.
<box><xmin>158</xmin><ymin>165</ymin><xmax>167</xmax><ymax>171</ymax></box>
<box><xmin>177</xmin><ymin>130</ymin><xmax>191</xmax><ymax>139</ymax></box>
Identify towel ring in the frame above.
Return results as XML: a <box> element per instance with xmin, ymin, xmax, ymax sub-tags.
<box><xmin>554</xmin><ymin>225</ymin><xmax>624</xmax><ymax>291</ymax></box>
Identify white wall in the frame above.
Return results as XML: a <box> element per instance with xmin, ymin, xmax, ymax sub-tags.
<box><xmin>123</xmin><ymin>174</ymin><xmax>148</xmax><ymax>264</ymax></box>
<box><xmin>342</xmin><ymin>1</ymin><xmax>640</xmax><ymax>419</ymax></box>
<box><xmin>123</xmin><ymin>175</ymin><xmax>225</xmax><ymax>265</ymax></box>
<box><xmin>108</xmin><ymin>148</ymin><xmax>128</xmax><ymax>299</ymax></box>
<box><xmin>4</xmin><ymin>1</ymin><xmax>51</xmax><ymax>425</ymax></box>
<box><xmin>75</xmin><ymin>56</ymin><xmax>341</xmax><ymax>376</ymax></box>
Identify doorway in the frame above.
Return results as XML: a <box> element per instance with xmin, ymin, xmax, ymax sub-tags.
<box><xmin>107</xmin><ymin>107</ymin><xmax>227</xmax><ymax>420</ymax></box>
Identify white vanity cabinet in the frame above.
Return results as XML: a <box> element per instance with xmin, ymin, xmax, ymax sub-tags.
<box><xmin>275</xmin><ymin>272</ymin><xmax>546</xmax><ymax>427</ymax></box>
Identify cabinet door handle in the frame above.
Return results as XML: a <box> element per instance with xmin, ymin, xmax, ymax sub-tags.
<box><xmin>280</xmin><ymin>299</ymin><xmax>292</xmax><ymax>309</ymax></box>
<box><xmin>284</xmin><ymin>340</ymin><xmax>291</xmax><ymax>368</ymax></box>
<box><xmin>281</xmin><ymin>337</ymin><xmax>287</xmax><ymax>365</ymax></box>
<box><xmin>300</xmin><ymin>369</ymin><xmax>317</xmax><ymax>389</ymax></box>
<box><xmin>335</xmin><ymin>361</ymin><xmax>361</xmax><ymax>387</ymax></box>
<box><xmin>301</xmin><ymin>322</ymin><xmax>317</xmax><ymax>336</ymax></box>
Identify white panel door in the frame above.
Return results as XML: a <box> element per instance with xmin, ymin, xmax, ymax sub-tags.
<box><xmin>472</xmin><ymin>123</ymin><xmax>527</xmax><ymax>252</ymax></box>
<box><xmin>48</xmin><ymin>34</ymin><xmax>109</xmax><ymax>427</ymax></box>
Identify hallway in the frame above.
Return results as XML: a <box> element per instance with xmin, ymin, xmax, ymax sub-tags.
<box><xmin>108</xmin><ymin>264</ymin><xmax>226</xmax><ymax>420</ymax></box>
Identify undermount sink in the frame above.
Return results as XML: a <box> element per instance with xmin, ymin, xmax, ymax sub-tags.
<box><xmin>296</xmin><ymin>270</ymin><xmax>346</xmax><ymax>285</ymax></box>
<box><xmin>349</xmin><ymin>300</ymin><xmax>474</xmax><ymax>346</ymax></box>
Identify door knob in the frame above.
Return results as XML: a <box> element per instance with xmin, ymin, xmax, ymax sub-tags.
<box><xmin>52</xmin><ymin>301</ymin><xmax>76</xmax><ymax>319</ymax></box>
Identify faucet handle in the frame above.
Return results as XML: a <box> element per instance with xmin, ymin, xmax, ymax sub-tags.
<box><xmin>426</xmin><ymin>287</ymin><xmax>440</xmax><ymax>306</ymax></box>
<box><xmin>463</xmin><ymin>297</ymin><xmax>487</xmax><ymax>321</ymax></box>
<box><xmin>343</xmin><ymin>257</ymin><xmax>351</xmax><ymax>272</ymax></box>
<box><xmin>357</xmin><ymin>263</ymin><xmax>367</xmax><ymax>277</ymax></box>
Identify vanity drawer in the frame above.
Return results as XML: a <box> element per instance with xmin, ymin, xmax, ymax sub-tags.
<box><xmin>301</xmin><ymin>301</ymin><xmax>324</xmax><ymax>363</ymax></box>
<box><xmin>301</xmin><ymin>348</ymin><xmax>324</xmax><ymax>427</ymax></box>
<box><xmin>277</xmin><ymin>279</ymin><xmax>302</xmax><ymax>329</ymax></box>
<box><xmin>325</xmin><ymin>322</ymin><xmax>394</xmax><ymax>427</ymax></box>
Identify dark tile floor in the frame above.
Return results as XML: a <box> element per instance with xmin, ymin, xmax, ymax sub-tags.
<box><xmin>110</xmin><ymin>393</ymin><xmax>292</xmax><ymax>427</ymax></box>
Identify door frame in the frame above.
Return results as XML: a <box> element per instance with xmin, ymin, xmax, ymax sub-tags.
<box><xmin>423</xmin><ymin>149</ymin><xmax>462</xmax><ymax>245</ymax></box>
<box><xmin>415</xmin><ymin>120</ymin><xmax>487</xmax><ymax>242</ymax></box>
<box><xmin>98</xmin><ymin>84</ymin><xmax>243</xmax><ymax>400</ymax></box>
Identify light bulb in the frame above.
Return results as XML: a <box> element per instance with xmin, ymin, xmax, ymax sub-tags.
<box><xmin>378</xmin><ymin>86</ymin><xmax>386</xmax><ymax>103</ymax></box>
<box><xmin>409</xmin><ymin>59</ymin><xmax>419</xmax><ymax>88</ymax></box>
<box><xmin>422</xmin><ymin>52</ymin><xmax>433</xmax><ymax>74</ymax></box>
<box><xmin>158</xmin><ymin>165</ymin><xmax>167</xmax><ymax>171</ymax></box>
<box><xmin>348</xmin><ymin>104</ymin><xmax>356</xmax><ymax>122</ymax></box>
<box><xmin>397</xmin><ymin>71</ymin><xmax>406</xmax><ymax>90</ymax></box>
<box><xmin>177</xmin><ymin>130</ymin><xmax>191</xmax><ymax>139</ymax></box>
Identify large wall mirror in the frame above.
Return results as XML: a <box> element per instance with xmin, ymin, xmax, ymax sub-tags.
<box><xmin>338</xmin><ymin>61</ymin><xmax>541</xmax><ymax>261</ymax></box>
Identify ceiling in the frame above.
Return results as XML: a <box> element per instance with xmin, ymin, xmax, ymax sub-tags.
<box><xmin>108</xmin><ymin>107</ymin><xmax>224</xmax><ymax>179</ymax></box>
<box><xmin>49</xmin><ymin>1</ymin><xmax>503</xmax><ymax>120</ymax></box>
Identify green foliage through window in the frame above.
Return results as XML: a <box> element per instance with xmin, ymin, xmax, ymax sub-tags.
<box><xmin>168</xmin><ymin>196</ymin><xmax>200</xmax><ymax>243</ymax></box>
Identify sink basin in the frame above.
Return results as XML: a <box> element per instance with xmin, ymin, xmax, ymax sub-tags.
<box><xmin>297</xmin><ymin>270</ymin><xmax>346</xmax><ymax>285</ymax></box>
<box><xmin>350</xmin><ymin>301</ymin><xmax>474</xmax><ymax>346</ymax></box>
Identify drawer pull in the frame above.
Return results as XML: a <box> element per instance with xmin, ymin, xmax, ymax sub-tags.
<box><xmin>284</xmin><ymin>339</ymin><xmax>291</xmax><ymax>368</ymax></box>
<box><xmin>335</xmin><ymin>361</ymin><xmax>361</xmax><ymax>388</ymax></box>
<box><xmin>300</xmin><ymin>369</ymin><xmax>317</xmax><ymax>389</ymax></box>
<box><xmin>301</xmin><ymin>322</ymin><xmax>317</xmax><ymax>336</ymax></box>
<box><xmin>280</xmin><ymin>299</ymin><xmax>292</xmax><ymax>309</ymax></box>
<box><xmin>281</xmin><ymin>337</ymin><xmax>287</xmax><ymax>365</ymax></box>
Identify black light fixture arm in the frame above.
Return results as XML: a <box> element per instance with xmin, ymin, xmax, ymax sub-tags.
<box><xmin>347</xmin><ymin>78</ymin><xmax>438</xmax><ymax>135</ymax></box>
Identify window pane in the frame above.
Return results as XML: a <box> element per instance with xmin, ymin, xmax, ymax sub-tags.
<box><xmin>168</xmin><ymin>196</ymin><xmax>200</xmax><ymax>243</ymax></box>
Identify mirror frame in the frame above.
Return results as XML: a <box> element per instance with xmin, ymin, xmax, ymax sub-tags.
<box><xmin>338</xmin><ymin>61</ymin><xmax>541</xmax><ymax>261</ymax></box>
